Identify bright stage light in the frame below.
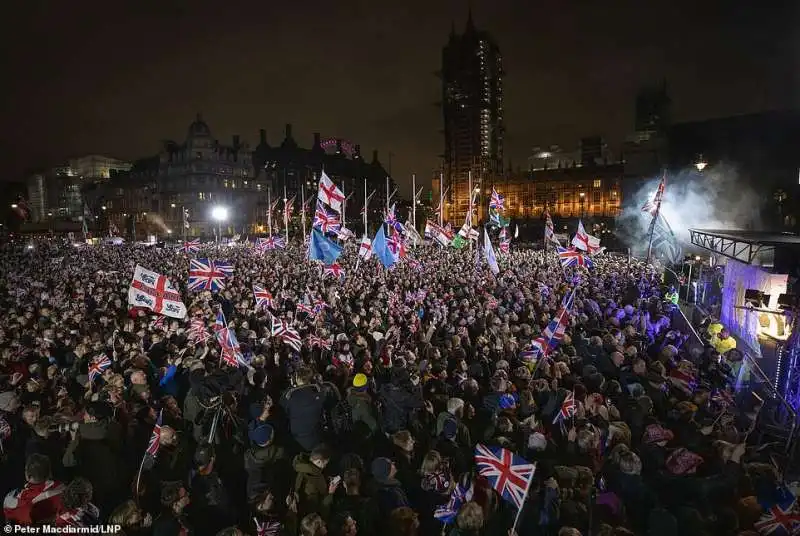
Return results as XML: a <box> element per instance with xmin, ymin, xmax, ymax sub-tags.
<box><xmin>211</xmin><ymin>206</ymin><xmax>229</xmax><ymax>221</ymax></box>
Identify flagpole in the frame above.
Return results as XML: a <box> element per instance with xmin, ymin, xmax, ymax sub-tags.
<box><xmin>511</xmin><ymin>462</ymin><xmax>536</xmax><ymax>534</ymax></box>
<box><xmin>341</xmin><ymin>182</ymin><xmax>347</xmax><ymax>230</ymax></box>
<box><xmin>267</xmin><ymin>187</ymin><xmax>273</xmax><ymax>236</ymax></box>
<box><xmin>301</xmin><ymin>181</ymin><xmax>307</xmax><ymax>238</ymax></box>
<box><xmin>646</xmin><ymin>170</ymin><xmax>666</xmax><ymax>265</ymax></box>
<box><xmin>363</xmin><ymin>177</ymin><xmax>368</xmax><ymax>235</ymax></box>
<box><xmin>468</xmin><ymin>170</ymin><xmax>473</xmax><ymax>253</ymax></box>
<box><xmin>385</xmin><ymin>176</ymin><xmax>390</xmax><ymax>235</ymax></box>
<box><xmin>283</xmin><ymin>184</ymin><xmax>289</xmax><ymax>245</ymax></box>
<box><xmin>439</xmin><ymin>171</ymin><xmax>445</xmax><ymax>226</ymax></box>
<box><xmin>412</xmin><ymin>173</ymin><xmax>417</xmax><ymax>230</ymax></box>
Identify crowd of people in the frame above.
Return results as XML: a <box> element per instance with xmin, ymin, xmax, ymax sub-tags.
<box><xmin>0</xmin><ymin>237</ymin><xmax>791</xmax><ymax>535</ymax></box>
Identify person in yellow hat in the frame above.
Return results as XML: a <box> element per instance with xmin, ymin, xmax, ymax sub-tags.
<box><xmin>348</xmin><ymin>373</ymin><xmax>378</xmax><ymax>435</ymax></box>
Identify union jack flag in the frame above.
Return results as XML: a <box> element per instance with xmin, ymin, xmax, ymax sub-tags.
<box><xmin>88</xmin><ymin>354</ymin><xmax>112</xmax><ymax>383</ymax></box>
<box><xmin>642</xmin><ymin>173</ymin><xmax>666</xmax><ymax>217</ymax></box>
<box><xmin>213</xmin><ymin>308</ymin><xmax>227</xmax><ymax>333</ymax></box>
<box><xmin>434</xmin><ymin>483</ymin><xmax>474</xmax><ymax>524</ymax></box>
<box><xmin>490</xmin><ymin>187</ymin><xmax>505</xmax><ymax>211</ymax></box>
<box><xmin>499</xmin><ymin>239</ymin><xmax>510</xmax><ymax>254</ymax></box>
<box><xmin>188</xmin><ymin>258</ymin><xmax>234</xmax><ymax>292</ymax></box>
<box><xmin>253</xmin><ymin>285</ymin><xmax>274</xmax><ymax>310</ymax></box>
<box><xmin>553</xmin><ymin>391</ymin><xmax>576</xmax><ymax>425</ymax></box>
<box><xmin>149</xmin><ymin>315</ymin><xmax>166</xmax><ymax>331</ymax></box>
<box><xmin>296</xmin><ymin>302</ymin><xmax>315</xmax><ymax>315</ymax></box>
<box><xmin>557</xmin><ymin>246</ymin><xmax>593</xmax><ymax>268</ymax></box>
<box><xmin>216</xmin><ymin>327</ymin><xmax>244</xmax><ymax>367</ymax></box>
<box><xmin>256</xmin><ymin>236</ymin><xmax>285</xmax><ymax>251</ymax></box>
<box><xmin>323</xmin><ymin>262</ymin><xmax>345</xmax><ymax>280</ymax></box>
<box><xmin>284</xmin><ymin>196</ymin><xmax>296</xmax><ymax>220</ymax></box>
<box><xmin>254</xmin><ymin>518</ymin><xmax>281</xmax><ymax>536</ymax></box>
<box><xmin>754</xmin><ymin>497</ymin><xmax>800</xmax><ymax>536</ymax></box>
<box><xmin>313</xmin><ymin>299</ymin><xmax>328</xmax><ymax>313</ymax></box>
<box><xmin>182</xmin><ymin>238</ymin><xmax>201</xmax><ymax>254</ymax></box>
<box><xmin>271</xmin><ymin>316</ymin><xmax>302</xmax><ymax>352</ymax></box>
<box><xmin>474</xmin><ymin>444</ymin><xmax>536</xmax><ymax>509</ymax></box>
<box><xmin>314</xmin><ymin>201</ymin><xmax>342</xmax><ymax>234</ymax></box>
<box><xmin>146</xmin><ymin>409</ymin><xmax>162</xmax><ymax>458</ymax></box>
<box><xmin>307</xmin><ymin>335</ymin><xmax>332</xmax><ymax>350</ymax></box>
<box><xmin>543</xmin><ymin>208</ymin><xmax>560</xmax><ymax>246</ymax></box>
<box><xmin>387</xmin><ymin>227</ymin><xmax>406</xmax><ymax>258</ymax></box>
<box><xmin>338</xmin><ymin>227</ymin><xmax>355</xmax><ymax>241</ymax></box>
<box><xmin>188</xmin><ymin>317</ymin><xmax>210</xmax><ymax>343</ymax></box>
<box><xmin>385</xmin><ymin>203</ymin><xmax>404</xmax><ymax>233</ymax></box>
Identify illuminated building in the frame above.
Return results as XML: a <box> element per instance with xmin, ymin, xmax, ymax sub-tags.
<box><xmin>68</xmin><ymin>155</ymin><xmax>131</xmax><ymax>180</ymax></box>
<box><xmin>440</xmin><ymin>10</ymin><xmax>504</xmax><ymax>223</ymax></box>
<box><xmin>433</xmin><ymin>161</ymin><xmax>623</xmax><ymax>224</ymax></box>
<box><xmin>85</xmin><ymin>116</ymin><xmax>391</xmax><ymax>238</ymax></box>
<box><xmin>24</xmin><ymin>155</ymin><xmax>131</xmax><ymax>223</ymax></box>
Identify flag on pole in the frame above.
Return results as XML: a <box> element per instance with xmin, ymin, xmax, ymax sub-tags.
<box><xmin>557</xmin><ymin>246</ymin><xmax>594</xmax><ymax>268</ymax></box>
<box><xmin>358</xmin><ymin>235</ymin><xmax>373</xmax><ymax>260</ymax></box>
<box><xmin>146</xmin><ymin>410</ymin><xmax>163</xmax><ymax>458</ymax></box>
<box><xmin>474</xmin><ymin>444</ymin><xmax>535</xmax><ymax>509</ymax></box>
<box><xmin>253</xmin><ymin>285</ymin><xmax>274</xmax><ymax>310</ymax></box>
<box><xmin>483</xmin><ymin>227</ymin><xmax>500</xmax><ymax>275</ymax></box>
<box><xmin>308</xmin><ymin>229</ymin><xmax>343</xmax><ymax>264</ymax></box>
<box><xmin>318</xmin><ymin>171</ymin><xmax>344</xmax><ymax>212</ymax></box>
<box><xmin>642</xmin><ymin>174</ymin><xmax>666</xmax><ymax>217</ymax></box>
<box><xmin>127</xmin><ymin>265</ymin><xmax>187</xmax><ymax>319</ymax></box>
<box><xmin>371</xmin><ymin>226</ymin><xmax>397</xmax><ymax>268</ymax></box>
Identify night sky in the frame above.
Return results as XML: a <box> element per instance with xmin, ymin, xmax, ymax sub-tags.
<box><xmin>1</xmin><ymin>0</ymin><xmax>796</xmax><ymax>194</ymax></box>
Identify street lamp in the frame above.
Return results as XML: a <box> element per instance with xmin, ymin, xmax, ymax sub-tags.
<box><xmin>695</xmin><ymin>155</ymin><xmax>708</xmax><ymax>171</ymax></box>
<box><xmin>211</xmin><ymin>205</ymin><xmax>228</xmax><ymax>242</ymax></box>
<box><xmin>11</xmin><ymin>204</ymin><xmax>17</xmax><ymax>209</ymax></box>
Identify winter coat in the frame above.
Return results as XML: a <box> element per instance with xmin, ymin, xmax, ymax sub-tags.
<box><xmin>244</xmin><ymin>444</ymin><xmax>287</xmax><ymax>499</ymax></box>
<box><xmin>280</xmin><ymin>384</ymin><xmax>326</xmax><ymax>451</ymax></box>
<box><xmin>62</xmin><ymin>421</ymin><xmax>125</xmax><ymax>513</ymax></box>
<box><xmin>292</xmin><ymin>453</ymin><xmax>331</xmax><ymax>518</ymax></box>
<box><xmin>377</xmin><ymin>383</ymin><xmax>423</xmax><ymax>434</ymax></box>
<box><xmin>348</xmin><ymin>390</ymin><xmax>379</xmax><ymax>434</ymax></box>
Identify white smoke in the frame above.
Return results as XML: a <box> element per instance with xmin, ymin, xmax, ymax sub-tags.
<box><xmin>618</xmin><ymin>162</ymin><xmax>764</xmax><ymax>257</ymax></box>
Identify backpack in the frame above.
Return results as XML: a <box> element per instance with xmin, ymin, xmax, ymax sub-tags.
<box><xmin>330</xmin><ymin>397</ymin><xmax>354</xmax><ymax>435</ymax></box>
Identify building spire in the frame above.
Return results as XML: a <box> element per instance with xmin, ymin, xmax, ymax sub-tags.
<box><xmin>465</xmin><ymin>5</ymin><xmax>475</xmax><ymax>33</ymax></box>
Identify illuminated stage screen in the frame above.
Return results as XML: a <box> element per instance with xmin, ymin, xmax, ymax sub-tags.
<box><xmin>721</xmin><ymin>260</ymin><xmax>790</xmax><ymax>357</ymax></box>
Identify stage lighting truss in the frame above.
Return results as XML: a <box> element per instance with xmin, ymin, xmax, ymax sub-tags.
<box><xmin>689</xmin><ymin>229</ymin><xmax>775</xmax><ymax>265</ymax></box>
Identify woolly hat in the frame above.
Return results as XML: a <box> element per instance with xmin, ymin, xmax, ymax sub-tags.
<box><xmin>371</xmin><ymin>457</ymin><xmax>393</xmax><ymax>483</ymax></box>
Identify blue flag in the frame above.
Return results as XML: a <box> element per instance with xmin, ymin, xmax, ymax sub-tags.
<box><xmin>372</xmin><ymin>225</ymin><xmax>397</xmax><ymax>268</ymax></box>
<box><xmin>309</xmin><ymin>228</ymin><xmax>342</xmax><ymax>265</ymax></box>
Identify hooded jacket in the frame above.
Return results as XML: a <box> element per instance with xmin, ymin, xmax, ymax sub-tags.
<box><xmin>292</xmin><ymin>453</ymin><xmax>331</xmax><ymax>517</ymax></box>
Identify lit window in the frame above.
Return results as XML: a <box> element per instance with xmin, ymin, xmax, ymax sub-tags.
<box><xmin>198</xmin><ymin>192</ymin><xmax>206</xmax><ymax>200</ymax></box>
<box><xmin>593</xmin><ymin>179</ymin><xmax>601</xmax><ymax>188</ymax></box>
<box><xmin>224</xmin><ymin>180</ymin><xmax>229</xmax><ymax>188</ymax></box>
<box><xmin>611</xmin><ymin>191</ymin><xmax>618</xmax><ymax>199</ymax></box>
<box><xmin>257</xmin><ymin>184</ymin><xmax>262</xmax><ymax>192</ymax></box>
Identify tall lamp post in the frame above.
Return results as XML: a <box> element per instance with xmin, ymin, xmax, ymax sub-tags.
<box><xmin>211</xmin><ymin>206</ymin><xmax>228</xmax><ymax>243</ymax></box>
